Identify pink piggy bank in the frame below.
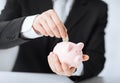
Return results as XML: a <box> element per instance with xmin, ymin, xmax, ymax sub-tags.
<box><xmin>53</xmin><ymin>42</ymin><xmax>84</xmax><ymax>68</ymax></box>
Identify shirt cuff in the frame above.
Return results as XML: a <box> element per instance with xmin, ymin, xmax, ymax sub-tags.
<box><xmin>21</xmin><ymin>15</ymin><xmax>43</xmax><ymax>39</ymax></box>
<box><xmin>72</xmin><ymin>63</ymin><xmax>84</xmax><ymax>76</ymax></box>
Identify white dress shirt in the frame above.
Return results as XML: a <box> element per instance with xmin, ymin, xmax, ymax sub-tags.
<box><xmin>0</xmin><ymin>0</ymin><xmax>83</xmax><ymax>76</ymax></box>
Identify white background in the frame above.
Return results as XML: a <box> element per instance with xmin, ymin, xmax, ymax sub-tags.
<box><xmin>0</xmin><ymin>0</ymin><xmax>6</xmax><ymax>14</ymax></box>
<box><xmin>0</xmin><ymin>0</ymin><xmax>120</xmax><ymax>77</ymax></box>
<box><xmin>100</xmin><ymin>0</ymin><xmax>120</xmax><ymax>77</ymax></box>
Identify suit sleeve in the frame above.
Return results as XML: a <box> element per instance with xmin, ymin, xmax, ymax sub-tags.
<box><xmin>0</xmin><ymin>0</ymin><xmax>27</xmax><ymax>49</ymax></box>
<box><xmin>69</xmin><ymin>2</ymin><xmax>108</xmax><ymax>81</ymax></box>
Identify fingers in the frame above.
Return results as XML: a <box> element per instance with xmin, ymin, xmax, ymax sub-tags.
<box><xmin>43</xmin><ymin>14</ymin><xmax>61</xmax><ymax>38</ymax></box>
<box><xmin>32</xmin><ymin>21</ymin><xmax>48</xmax><ymax>36</ymax></box>
<box><xmin>39</xmin><ymin>17</ymin><xmax>54</xmax><ymax>37</ymax></box>
<box><xmin>32</xmin><ymin>9</ymin><xmax>68</xmax><ymax>38</ymax></box>
<box><xmin>48</xmin><ymin>52</ymin><xmax>56</xmax><ymax>73</ymax></box>
<box><xmin>62</xmin><ymin>63</ymin><xmax>76</xmax><ymax>76</ymax></box>
<box><xmin>49</xmin><ymin>10</ymin><xmax>68</xmax><ymax>38</ymax></box>
<box><xmin>48</xmin><ymin>52</ymin><xmax>76</xmax><ymax>76</ymax></box>
<box><xmin>48</xmin><ymin>52</ymin><xmax>64</xmax><ymax>75</ymax></box>
<box><xmin>82</xmin><ymin>54</ymin><xmax>89</xmax><ymax>61</ymax></box>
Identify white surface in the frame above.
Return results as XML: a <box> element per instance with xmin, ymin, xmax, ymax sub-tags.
<box><xmin>0</xmin><ymin>72</ymin><xmax>73</xmax><ymax>83</ymax></box>
<box><xmin>0</xmin><ymin>72</ymin><xmax>120</xmax><ymax>83</ymax></box>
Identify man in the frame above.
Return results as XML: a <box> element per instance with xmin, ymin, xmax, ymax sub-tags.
<box><xmin>0</xmin><ymin>0</ymin><xmax>108</xmax><ymax>82</ymax></box>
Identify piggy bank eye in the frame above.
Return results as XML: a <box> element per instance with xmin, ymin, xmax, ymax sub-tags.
<box><xmin>67</xmin><ymin>44</ymin><xmax>73</xmax><ymax>52</ymax></box>
<box><xmin>75</xmin><ymin>50</ymin><xmax>80</xmax><ymax>54</ymax></box>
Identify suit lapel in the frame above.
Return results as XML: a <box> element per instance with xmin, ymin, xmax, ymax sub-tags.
<box><xmin>65</xmin><ymin>0</ymin><xmax>88</xmax><ymax>31</ymax></box>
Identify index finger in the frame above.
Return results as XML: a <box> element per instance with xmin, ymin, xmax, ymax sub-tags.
<box><xmin>48</xmin><ymin>10</ymin><xmax>68</xmax><ymax>38</ymax></box>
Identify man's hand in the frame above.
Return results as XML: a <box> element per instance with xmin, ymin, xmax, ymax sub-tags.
<box><xmin>48</xmin><ymin>52</ymin><xmax>76</xmax><ymax>76</ymax></box>
<box><xmin>32</xmin><ymin>9</ymin><xmax>68</xmax><ymax>39</ymax></box>
<box><xmin>47</xmin><ymin>52</ymin><xmax>89</xmax><ymax>76</ymax></box>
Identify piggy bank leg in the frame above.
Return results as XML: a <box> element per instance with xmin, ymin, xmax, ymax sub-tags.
<box><xmin>82</xmin><ymin>54</ymin><xmax>89</xmax><ymax>61</ymax></box>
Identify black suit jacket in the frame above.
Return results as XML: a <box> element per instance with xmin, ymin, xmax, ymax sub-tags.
<box><xmin>0</xmin><ymin>0</ymin><xmax>108</xmax><ymax>81</ymax></box>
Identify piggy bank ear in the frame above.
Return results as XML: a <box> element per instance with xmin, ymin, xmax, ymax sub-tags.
<box><xmin>67</xmin><ymin>44</ymin><xmax>73</xmax><ymax>52</ymax></box>
<box><xmin>77</xmin><ymin>42</ymin><xmax>84</xmax><ymax>49</ymax></box>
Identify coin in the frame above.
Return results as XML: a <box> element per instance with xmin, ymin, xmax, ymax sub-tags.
<box><xmin>62</xmin><ymin>36</ymin><xmax>69</xmax><ymax>42</ymax></box>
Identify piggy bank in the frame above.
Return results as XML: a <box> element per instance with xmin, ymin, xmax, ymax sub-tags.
<box><xmin>53</xmin><ymin>42</ymin><xmax>84</xmax><ymax>68</ymax></box>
